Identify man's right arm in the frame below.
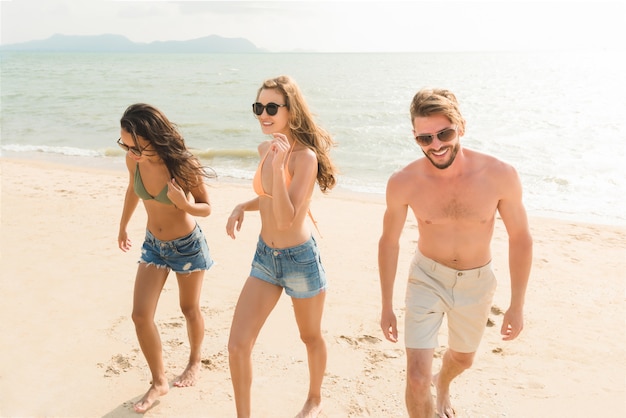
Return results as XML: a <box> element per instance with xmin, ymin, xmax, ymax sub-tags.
<box><xmin>378</xmin><ymin>174</ymin><xmax>409</xmax><ymax>343</ymax></box>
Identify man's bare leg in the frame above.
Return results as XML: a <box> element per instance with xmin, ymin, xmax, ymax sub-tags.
<box><xmin>405</xmin><ymin>348</ymin><xmax>435</xmax><ymax>418</ymax></box>
<box><xmin>432</xmin><ymin>349</ymin><xmax>475</xmax><ymax>418</ymax></box>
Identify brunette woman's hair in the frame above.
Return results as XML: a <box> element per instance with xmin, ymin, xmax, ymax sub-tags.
<box><xmin>120</xmin><ymin>103</ymin><xmax>213</xmax><ymax>192</ymax></box>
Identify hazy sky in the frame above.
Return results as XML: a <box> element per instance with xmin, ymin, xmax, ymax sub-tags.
<box><xmin>1</xmin><ymin>1</ymin><xmax>624</xmax><ymax>52</ymax></box>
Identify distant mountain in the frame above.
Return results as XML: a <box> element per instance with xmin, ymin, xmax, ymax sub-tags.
<box><xmin>0</xmin><ymin>34</ymin><xmax>265</xmax><ymax>53</ymax></box>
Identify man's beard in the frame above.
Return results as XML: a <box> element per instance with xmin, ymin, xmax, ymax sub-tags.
<box><xmin>422</xmin><ymin>142</ymin><xmax>460</xmax><ymax>170</ymax></box>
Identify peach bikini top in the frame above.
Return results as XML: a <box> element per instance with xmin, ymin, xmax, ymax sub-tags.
<box><xmin>253</xmin><ymin>143</ymin><xmax>321</xmax><ymax>236</ymax></box>
<box><xmin>253</xmin><ymin>143</ymin><xmax>295</xmax><ymax>198</ymax></box>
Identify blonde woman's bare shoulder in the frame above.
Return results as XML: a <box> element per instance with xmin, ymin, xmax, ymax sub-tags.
<box><xmin>257</xmin><ymin>140</ymin><xmax>272</xmax><ymax>156</ymax></box>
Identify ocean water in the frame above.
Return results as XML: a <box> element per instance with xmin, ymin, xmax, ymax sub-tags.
<box><xmin>1</xmin><ymin>51</ymin><xmax>625</xmax><ymax>225</ymax></box>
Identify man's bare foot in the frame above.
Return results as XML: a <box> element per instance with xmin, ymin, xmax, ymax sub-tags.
<box><xmin>295</xmin><ymin>397</ymin><xmax>322</xmax><ymax>418</ymax></box>
<box><xmin>173</xmin><ymin>361</ymin><xmax>200</xmax><ymax>387</ymax></box>
<box><xmin>133</xmin><ymin>381</ymin><xmax>169</xmax><ymax>413</ymax></box>
<box><xmin>432</xmin><ymin>373</ymin><xmax>455</xmax><ymax>418</ymax></box>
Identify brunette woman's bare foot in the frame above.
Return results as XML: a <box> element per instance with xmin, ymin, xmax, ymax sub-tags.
<box><xmin>133</xmin><ymin>380</ymin><xmax>169</xmax><ymax>413</ymax></box>
<box><xmin>173</xmin><ymin>361</ymin><xmax>200</xmax><ymax>387</ymax></box>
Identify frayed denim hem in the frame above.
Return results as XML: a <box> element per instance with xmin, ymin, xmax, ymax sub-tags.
<box><xmin>138</xmin><ymin>260</ymin><xmax>213</xmax><ymax>274</ymax></box>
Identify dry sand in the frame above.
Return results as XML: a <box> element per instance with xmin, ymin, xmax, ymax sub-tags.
<box><xmin>1</xmin><ymin>158</ymin><xmax>624</xmax><ymax>417</ymax></box>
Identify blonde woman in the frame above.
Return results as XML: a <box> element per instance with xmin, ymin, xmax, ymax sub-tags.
<box><xmin>226</xmin><ymin>76</ymin><xmax>337</xmax><ymax>418</ymax></box>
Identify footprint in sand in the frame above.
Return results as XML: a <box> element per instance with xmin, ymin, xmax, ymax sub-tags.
<box><xmin>201</xmin><ymin>350</ymin><xmax>229</xmax><ymax>371</ymax></box>
<box><xmin>357</xmin><ymin>335</ymin><xmax>382</xmax><ymax>344</ymax></box>
<box><xmin>490</xmin><ymin>305</ymin><xmax>504</xmax><ymax>315</ymax></box>
<box><xmin>337</xmin><ymin>334</ymin><xmax>382</xmax><ymax>347</ymax></box>
<box><xmin>337</xmin><ymin>335</ymin><xmax>358</xmax><ymax>346</ymax></box>
<box><xmin>433</xmin><ymin>346</ymin><xmax>446</xmax><ymax>359</ymax></box>
<box><xmin>487</xmin><ymin>306</ymin><xmax>504</xmax><ymax>327</ymax></box>
<box><xmin>160</xmin><ymin>320</ymin><xmax>184</xmax><ymax>329</ymax></box>
<box><xmin>101</xmin><ymin>353</ymin><xmax>136</xmax><ymax>377</ymax></box>
<box><xmin>367</xmin><ymin>348</ymin><xmax>404</xmax><ymax>363</ymax></box>
<box><xmin>200</xmin><ymin>306</ymin><xmax>223</xmax><ymax>318</ymax></box>
<box><xmin>164</xmin><ymin>338</ymin><xmax>184</xmax><ymax>348</ymax></box>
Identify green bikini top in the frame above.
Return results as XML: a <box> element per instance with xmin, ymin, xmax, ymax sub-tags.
<box><xmin>134</xmin><ymin>164</ymin><xmax>173</xmax><ymax>205</ymax></box>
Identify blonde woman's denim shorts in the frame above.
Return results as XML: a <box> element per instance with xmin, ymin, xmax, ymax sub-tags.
<box><xmin>250</xmin><ymin>235</ymin><xmax>327</xmax><ymax>299</ymax></box>
<box><xmin>404</xmin><ymin>250</ymin><xmax>497</xmax><ymax>353</ymax></box>
<box><xmin>139</xmin><ymin>223</ymin><xmax>214</xmax><ymax>274</ymax></box>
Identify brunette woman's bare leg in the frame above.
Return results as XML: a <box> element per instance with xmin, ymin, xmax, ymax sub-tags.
<box><xmin>228</xmin><ymin>277</ymin><xmax>282</xmax><ymax>418</ymax></box>
<box><xmin>173</xmin><ymin>270</ymin><xmax>206</xmax><ymax>387</ymax></box>
<box><xmin>131</xmin><ymin>264</ymin><xmax>170</xmax><ymax>413</ymax></box>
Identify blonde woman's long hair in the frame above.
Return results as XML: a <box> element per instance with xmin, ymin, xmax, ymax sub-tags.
<box><xmin>257</xmin><ymin>75</ymin><xmax>337</xmax><ymax>193</ymax></box>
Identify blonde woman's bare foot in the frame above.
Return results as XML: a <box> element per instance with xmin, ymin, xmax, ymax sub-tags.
<box><xmin>432</xmin><ymin>373</ymin><xmax>456</xmax><ymax>418</ymax></box>
<box><xmin>295</xmin><ymin>398</ymin><xmax>322</xmax><ymax>418</ymax></box>
<box><xmin>173</xmin><ymin>362</ymin><xmax>200</xmax><ymax>387</ymax></box>
<box><xmin>133</xmin><ymin>381</ymin><xmax>169</xmax><ymax>413</ymax></box>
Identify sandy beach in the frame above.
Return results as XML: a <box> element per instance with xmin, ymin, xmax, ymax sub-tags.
<box><xmin>1</xmin><ymin>157</ymin><xmax>624</xmax><ymax>418</ymax></box>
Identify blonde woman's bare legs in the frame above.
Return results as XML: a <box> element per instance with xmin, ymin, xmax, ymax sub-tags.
<box><xmin>228</xmin><ymin>277</ymin><xmax>282</xmax><ymax>418</ymax></box>
<box><xmin>293</xmin><ymin>291</ymin><xmax>326</xmax><ymax>418</ymax></box>
<box><xmin>131</xmin><ymin>264</ymin><xmax>169</xmax><ymax>413</ymax></box>
<box><xmin>173</xmin><ymin>270</ymin><xmax>206</xmax><ymax>387</ymax></box>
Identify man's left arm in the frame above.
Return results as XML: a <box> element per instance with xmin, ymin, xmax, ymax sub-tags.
<box><xmin>497</xmin><ymin>164</ymin><xmax>533</xmax><ymax>341</ymax></box>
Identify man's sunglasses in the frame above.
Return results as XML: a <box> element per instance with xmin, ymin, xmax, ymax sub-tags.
<box><xmin>252</xmin><ymin>102</ymin><xmax>287</xmax><ymax>116</ymax></box>
<box><xmin>117</xmin><ymin>137</ymin><xmax>145</xmax><ymax>157</ymax></box>
<box><xmin>414</xmin><ymin>127</ymin><xmax>458</xmax><ymax>147</ymax></box>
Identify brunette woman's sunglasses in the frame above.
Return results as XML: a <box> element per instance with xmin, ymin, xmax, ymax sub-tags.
<box><xmin>117</xmin><ymin>137</ymin><xmax>144</xmax><ymax>156</ymax></box>
<box><xmin>252</xmin><ymin>102</ymin><xmax>287</xmax><ymax>116</ymax></box>
<box><xmin>414</xmin><ymin>127</ymin><xmax>458</xmax><ymax>146</ymax></box>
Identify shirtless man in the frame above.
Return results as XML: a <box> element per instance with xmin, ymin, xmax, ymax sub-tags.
<box><xmin>378</xmin><ymin>88</ymin><xmax>532</xmax><ymax>417</ymax></box>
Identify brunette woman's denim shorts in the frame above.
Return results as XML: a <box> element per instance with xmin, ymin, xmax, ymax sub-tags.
<box><xmin>139</xmin><ymin>224</ymin><xmax>213</xmax><ymax>274</ymax></box>
<box><xmin>250</xmin><ymin>235</ymin><xmax>327</xmax><ymax>298</ymax></box>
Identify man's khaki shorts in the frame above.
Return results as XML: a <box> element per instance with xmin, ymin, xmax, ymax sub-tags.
<box><xmin>404</xmin><ymin>250</ymin><xmax>497</xmax><ymax>353</ymax></box>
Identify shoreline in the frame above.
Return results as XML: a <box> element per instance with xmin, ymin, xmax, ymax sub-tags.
<box><xmin>1</xmin><ymin>157</ymin><xmax>625</xmax><ymax>417</ymax></box>
<box><xmin>1</xmin><ymin>152</ymin><xmax>623</xmax><ymax>228</ymax></box>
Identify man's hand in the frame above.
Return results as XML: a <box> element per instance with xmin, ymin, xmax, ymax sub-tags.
<box><xmin>380</xmin><ymin>308</ymin><xmax>399</xmax><ymax>343</ymax></box>
<box><xmin>501</xmin><ymin>307</ymin><xmax>524</xmax><ymax>341</ymax></box>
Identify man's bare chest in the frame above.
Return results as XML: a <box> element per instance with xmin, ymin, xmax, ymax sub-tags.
<box><xmin>411</xmin><ymin>183</ymin><xmax>498</xmax><ymax>225</ymax></box>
